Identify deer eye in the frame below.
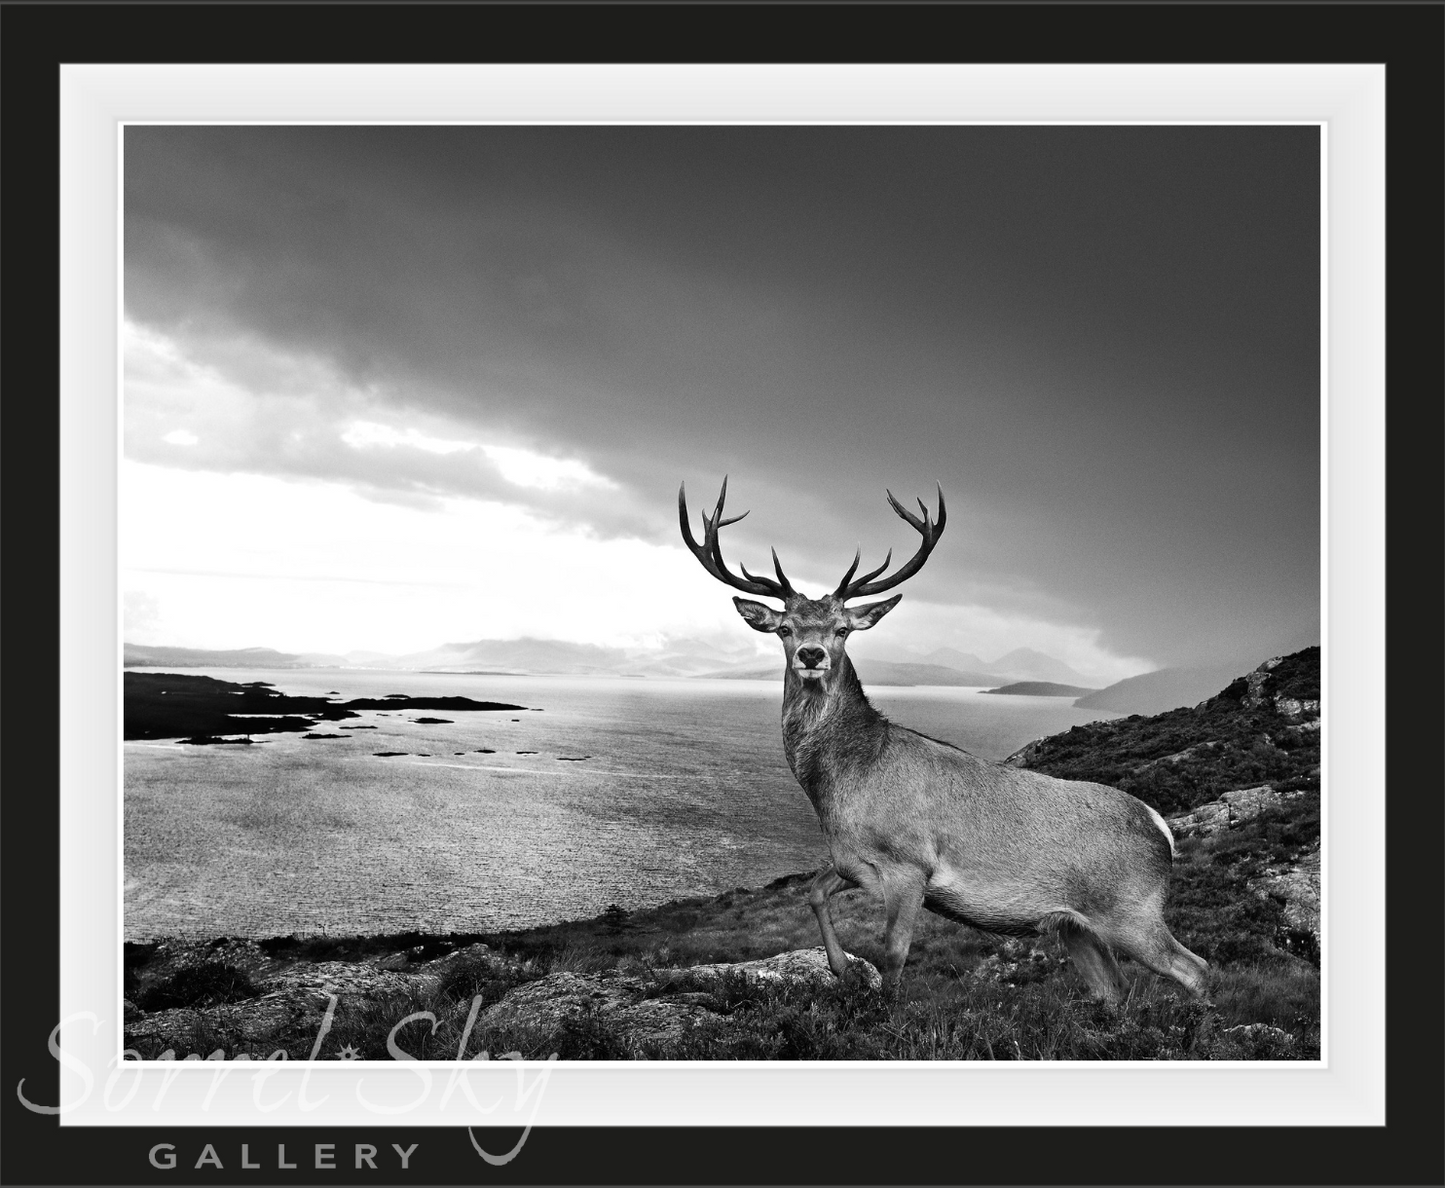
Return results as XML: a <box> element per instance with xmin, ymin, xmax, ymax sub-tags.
<box><xmin>835</xmin><ymin>627</ymin><xmax>850</xmax><ymax>638</ymax></box>
<box><xmin>777</xmin><ymin>626</ymin><xmax>792</xmax><ymax>638</ymax></box>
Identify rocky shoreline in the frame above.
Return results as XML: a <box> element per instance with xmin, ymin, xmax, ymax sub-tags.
<box><xmin>124</xmin><ymin>671</ymin><xmax>528</xmax><ymax>742</ymax></box>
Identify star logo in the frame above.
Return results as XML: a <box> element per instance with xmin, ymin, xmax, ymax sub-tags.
<box><xmin>337</xmin><ymin>1044</ymin><xmax>362</xmax><ymax>1060</ymax></box>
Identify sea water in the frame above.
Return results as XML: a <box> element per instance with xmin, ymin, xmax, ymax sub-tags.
<box><xmin>123</xmin><ymin>668</ymin><xmax>1118</xmax><ymax>940</ymax></box>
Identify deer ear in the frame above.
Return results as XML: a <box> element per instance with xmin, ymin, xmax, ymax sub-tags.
<box><xmin>845</xmin><ymin>594</ymin><xmax>902</xmax><ymax>631</ymax></box>
<box><xmin>733</xmin><ymin>597</ymin><xmax>785</xmax><ymax>633</ymax></box>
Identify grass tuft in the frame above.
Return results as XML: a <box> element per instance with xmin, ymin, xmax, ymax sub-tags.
<box><xmin>135</xmin><ymin>961</ymin><xmax>262</xmax><ymax>1012</ymax></box>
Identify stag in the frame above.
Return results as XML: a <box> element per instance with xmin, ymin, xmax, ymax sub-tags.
<box><xmin>679</xmin><ymin>477</ymin><xmax>1208</xmax><ymax>1001</ymax></box>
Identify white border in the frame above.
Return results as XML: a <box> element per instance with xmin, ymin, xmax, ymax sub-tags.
<box><xmin>57</xmin><ymin>64</ymin><xmax>1383</xmax><ymax>1127</ymax></box>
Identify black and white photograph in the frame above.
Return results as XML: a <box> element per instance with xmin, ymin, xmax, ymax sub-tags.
<box><xmin>120</xmin><ymin>123</ymin><xmax>1323</xmax><ymax>1063</ymax></box>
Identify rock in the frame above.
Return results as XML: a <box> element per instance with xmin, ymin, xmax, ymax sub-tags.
<box><xmin>1167</xmin><ymin>786</ymin><xmax>1291</xmax><ymax>839</ymax></box>
<box><xmin>1239</xmin><ymin>656</ymin><xmax>1320</xmax><ymax>719</ymax></box>
<box><xmin>682</xmin><ymin>946</ymin><xmax>882</xmax><ymax>992</ymax></box>
<box><xmin>1274</xmin><ymin>697</ymin><xmax>1320</xmax><ymax>720</ymax></box>
<box><xmin>1249</xmin><ymin>846</ymin><xmax>1321</xmax><ymax>961</ymax></box>
<box><xmin>475</xmin><ymin>970</ymin><xmax>714</xmax><ymax>1047</ymax></box>
<box><xmin>124</xmin><ymin>995</ymin><xmax>309</xmax><ymax>1048</ymax></box>
<box><xmin>1220</xmin><ymin>1022</ymin><xmax>1296</xmax><ymax>1045</ymax></box>
<box><xmin>475</xmin><ymin>948</ymin><xmax>881</xmax><ymax>1049</ymax></box>
<box><xmin>429</xmin><ymin>941</ymin><xmax>490</xmax><ymax>964</ymax></box>
<box><xmin>256</xmin><ymin>960</ymin><xmax>419</xmax><ymax>1001</ymax></box>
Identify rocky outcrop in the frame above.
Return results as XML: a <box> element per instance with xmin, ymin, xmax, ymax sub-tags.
<box><xmin>475</xmin><ymin>948</ymin><xmax>881</xmax><ymax>1047</ymax></box>
<box><xmin>1248</xmin><ymin>846</ymin><xmax>1322</xmax><ymax>961</ymax></box>
<box><xmin>1238</xmin><ymin>655</ymin><xmax>1321</xmax><ymax>719</ymax></box>
<box><xmin>1166</xmin><ymin>785</ymin><xmax>1296</xmax><ymax>839</ymax></box>
<box><xmin>126</xmin><ymin>995</ymin><xmax>311</xmax><ymax>1049</ymax></box>
<box><xmin>474</xmin><ymin>971</ymin><xmax>721</xmax><ymax>1046</ymax></box>
<box><xmin>1215</xmin><ymin>1022</ymin><xmax>1298</xmax><ymax>1056</ymax></box>
<box><xmin>123</xmin><ymin>940</ymin><xmax>879</xmax><ymax>1056</ymax></box>
<box><xmin>683</xmin><ymin>947</ymin><xmax>882</xmax><ymax>991</ymax></box>
<box><xmin>1155</xmin><ymin>785</ymin><xmax>1321</xmax><ymax>964</ymax></box>
<box><xmin>123</xmin><ymin>937</ymin><xmax>462</xmax><ymax>1050</ymax></box>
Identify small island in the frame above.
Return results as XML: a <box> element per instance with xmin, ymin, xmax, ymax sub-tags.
<box><xmin>982</xmin><ymin>681</ymin><xmax>1098</xmax><ymax>697</ymax></box>
<box><xmin>125</xmin><ymin>672</ymin><xmax>528</xmax><ymax>741</ymax></box>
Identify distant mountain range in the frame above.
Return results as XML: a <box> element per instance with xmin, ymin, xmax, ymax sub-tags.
<box><xmin>986</xmin><ymin>647</ymin><xmax>1093</xmax><ymax>686</ymax></box>
<box><xmin>847</xmin><ymin>643</ymin><xmax>1095</xmax><ymax>687</ymax></box>
<box><xmin>709</xmin><ymin>658</ymin><xmax>1002</xmax><ymax>687</ymax></box>
<box><xmin>123</xmin><ymin>636</ymin><xmax>762</xmax><ymax>680</ymax></box>
<box><xmin>123</xmin><ymin>644</ymin><xmax>319</xmax><ymax>669</ymax></box>
<box><xmin>125</xmin><ymin>636</ymin><xmax>1116</xmax><ymax>693</ymax></box>
<box><xmin>1073</xmin><ymin>663</ymin><xmax>1255</xmax><ymax>716</ymax></box>
<box><xmin>120</xmin><ymin>636</ymin><xmax>1306</xmax><ymax>710</ymax></box>
<box><xmin>391</xmin><ymin>637</ymin><xmax>633</xmax><ymax>675</ymax></box>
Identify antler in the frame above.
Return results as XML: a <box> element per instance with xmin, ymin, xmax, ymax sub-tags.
<box><xmin>679</xmin><ymin>477</ymin><xmax>797</xmax><ymax>600</ymax></box>
<box><xmin>834</xmin><ymin>484</ymin><xmax>946</xmax><ymax>600</ymax></box>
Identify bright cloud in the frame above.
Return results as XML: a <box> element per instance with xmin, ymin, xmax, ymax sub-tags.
<box><xmin>124</xmin><ymin>318</ymin><xmax>647</xmax><ymax>529</ymax></box>
<box><xmin>122</xmin><ymin>461</ymin><xmax>750</xmax><ymax>655</ymax></box>
<box><xmin>482</xmin><ymin>443</ymin><xmax>614</xmax><ymax>492</ymax></box>
<box><xmin>340</xmin><ymin>421</ymin><xmax>477</xmax><ymax>455</ymax></box>
<box><xmin>340</xmin><ymin>420</ymin><xmax>615</xmax><ymax>491</ymax></box>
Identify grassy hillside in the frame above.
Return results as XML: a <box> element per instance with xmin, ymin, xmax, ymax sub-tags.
<box><xmin>125</xmin><ymin>860</ymin><xmax>1316</xmax><ymax>1061</ymax></box>
<box><xmin>1011</xmin><ymin>647</ymin><xmax>1320</xmax><ymax>817</ymax></box>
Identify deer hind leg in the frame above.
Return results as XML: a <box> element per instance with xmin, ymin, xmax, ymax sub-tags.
<box><xmin>808</xmin><ymin>865</ymin><xmax>859</xmax><ymax>979</ymax></box>
<box><xmin>1113</xmin><ymin>917</ymin><xmax>1210</xmax><ymax>999</ymax></box>
<box><xmin>1045</xmin><ymin>912</ymin><xmax>1128</xmax><ymax>1001</ymax></box>
<box><xmin>879</xmin><ymin>868</ymin><xmax>927</xmax><ymax>991</ymax></box>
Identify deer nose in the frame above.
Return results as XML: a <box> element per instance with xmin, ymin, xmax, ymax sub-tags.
<box><xmin>796</xmin><ymin>646</ymin><xmax>827</xmax><ymax>669</ymax></box>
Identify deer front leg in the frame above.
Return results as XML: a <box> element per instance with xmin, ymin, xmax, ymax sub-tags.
<box><xmin>808</xmin><ymin>864</ymin><xmax>857</xmax><ymax>979</ymax></box>
<box><xmin>880</xmin><ymin>869</ymin><xmax>926</xmax><ymax>992</ymax></box>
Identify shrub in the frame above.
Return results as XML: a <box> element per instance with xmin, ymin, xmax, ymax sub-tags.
<box><xmin>435</xmin><ymin>951</ymin><xmax>541</xmax><ymax>1009</ymax></box>
<box><xmin>136</xmin><ymin>961</ymin><xmax>261</xmax><ymax>1011</ymax></box>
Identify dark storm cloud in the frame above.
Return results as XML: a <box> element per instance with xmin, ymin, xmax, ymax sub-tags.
<box><xmin>124</xmin><ymin>125</ymin><xmax>1320</xmax><ymax>666</ymax></box>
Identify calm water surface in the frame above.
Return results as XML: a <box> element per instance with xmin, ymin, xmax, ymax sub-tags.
<box><xmin>124</xmin><ymin>668</ymin><xmax>1117</xmax><ymax>940</ymax></box>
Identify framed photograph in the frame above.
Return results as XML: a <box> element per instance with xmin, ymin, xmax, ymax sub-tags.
<box><xmin>5</xmin><ymin>4</ymin><xmax>1439</xmax><ymax>1184</ymax></box>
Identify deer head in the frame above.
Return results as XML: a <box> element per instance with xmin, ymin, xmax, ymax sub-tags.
<box><xmin>678</xmin><ymin>477</ymin><xmax>946</xmax><ymax>691</ymax></box>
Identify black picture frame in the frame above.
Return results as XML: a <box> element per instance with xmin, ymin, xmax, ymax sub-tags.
<box><xmin>3</xmin><ymin>3</ymin><xmax>1440</xmax><ymax>1184</ymax></box>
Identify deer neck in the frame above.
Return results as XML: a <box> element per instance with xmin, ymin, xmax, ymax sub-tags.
<box><xmin>780</xmin><ymin>653</ymin><xmax>887</xmax><ymax>813</ymax></box>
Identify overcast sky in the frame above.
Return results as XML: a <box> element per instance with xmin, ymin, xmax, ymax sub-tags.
<box><xmin>122</xmin><ymin>125</ymin><xmax>1320</xmax><ymax>680</ymax></box>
